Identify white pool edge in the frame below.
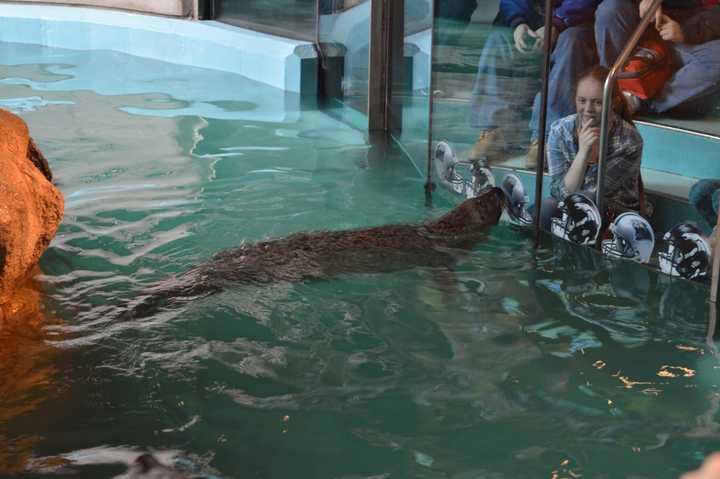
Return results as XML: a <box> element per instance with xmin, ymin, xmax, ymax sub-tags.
<box><xmin>0</xmin><ymin>3</ymin><xmax>318</xmax><ymax>93</ymax></box>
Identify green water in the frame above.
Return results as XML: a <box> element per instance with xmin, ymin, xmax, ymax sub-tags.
<box><xmin>1</xmin><ymin>43</ymin><xmax>719</xmax><ymax>479</ymax></box>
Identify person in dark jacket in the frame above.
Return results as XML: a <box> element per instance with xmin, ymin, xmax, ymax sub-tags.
<box><xmin>468</xmin><ymin>0</ymin><xmax>600</xmax><ymax>168</ymax></box>
<box><xmin>596</xmin><ymin>0</ymin><xmax>720</xmax><ymax>116</ymax></box>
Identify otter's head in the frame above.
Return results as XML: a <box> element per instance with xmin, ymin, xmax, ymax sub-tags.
<box><xmin>429</xmin><ymin>187</ymin><xmax>505</xmax><ymax>235</ymax></box>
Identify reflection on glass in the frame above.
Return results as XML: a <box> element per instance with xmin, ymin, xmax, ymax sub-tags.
<box><xmin>318</xmin><ymin>0</ymin><xmax>371</xmax><ymax>126</ymax></box>
<box><xmin>391</xmin><ymin>0</ymin><xmax>432</xmax><ymax>163</ymax></box>
<box><xmin>430</xmin><ymin>1</ymin><xmax>596</xmax><ymax>178</ymax></box>
<box><xmin>216</xmin><ymin>0</ymin><xmax>317</xmax><ymax>41</ymax></box>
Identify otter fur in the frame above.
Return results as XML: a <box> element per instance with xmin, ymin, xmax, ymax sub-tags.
<box><xmin>131</xmin><ymin>187</ymin><xmax>505</xmax><ymax>316</ymax></box>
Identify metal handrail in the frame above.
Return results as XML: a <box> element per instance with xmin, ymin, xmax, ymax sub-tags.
<box><xmin>532</xmin><ymin>0</ymin><xmax>555</xmax><ymax>245</ymax></box>
<box><xmin>596</xmin><ymin>0</ymin><xmax>663</xmax><ymax>217</ymax></box>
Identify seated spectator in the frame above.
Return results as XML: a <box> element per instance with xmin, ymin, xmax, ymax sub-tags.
<box><xmin>537</xmin><ymin>65</ymin><xmax>644</xmax><ymax>229</ymax></box>
<box><xmin>468</xmin><ymin>0</ymin><xmax>599</xmax><ymax>168</ymax></box>
<box><xmin>596</xmin><ymin>0</ymin><xmax>720</xmax><ymax>116</ymax></box>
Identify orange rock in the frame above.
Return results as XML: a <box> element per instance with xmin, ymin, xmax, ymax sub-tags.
<box><xmin>0</xmin><ymin>109</ymin><xmax>63</xmax><ymax>316</ymax></box>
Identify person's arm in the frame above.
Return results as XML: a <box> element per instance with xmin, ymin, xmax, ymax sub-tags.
<box><xmin>552</xmin><ymin>0</ymin><xmax>601</xmax><ymax>32</ymax></box>
<box><xmin>679</xmin><ymin>8</ymin><xmax>720</xmax><ymax>44</ymax></box>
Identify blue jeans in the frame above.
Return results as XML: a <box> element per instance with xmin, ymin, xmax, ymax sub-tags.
<box><xmin>689</xmin><ymin>179</ymin><xmax>720</xmax><ymax>228</ymax></box>
<box><xmin>470</xmin><ymin>25</ymin><xmax>597</xmax><ymax>141</ymax></box>
<box><xmin>595</xmin><ymin>0</ymin><xmax>720</xmax><ymax>115</ymax></box>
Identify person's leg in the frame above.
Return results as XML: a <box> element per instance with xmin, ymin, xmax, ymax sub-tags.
<box><xmin>469</xmin><ymin>28</ymin><xmax>541</xmax><ymax>159</ymax></box>
<box><xmin>645</xmin><ymin>39</ymin><xmax>720</xmax><ymax>115</ymax></box>
<box><xmin>529</xmin><ymin>24</ymin><xmax>597</xmax><ymax>141</ymax></box>
<box><xmin>470</xmin><ymin>28</ymin><xmax>539</xmax><ymax>130</ymax></box>
<box><xmin>594</xmin><ymin>0</ymin><xmax>640</xmax><ymax>67</ymax></box>
<box><xmin>689</xmin><ymin>179</ymin><xmax>720</xmax><ymax>228</ymax></box>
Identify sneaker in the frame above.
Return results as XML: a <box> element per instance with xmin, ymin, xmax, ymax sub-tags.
<box><xmin>623</xmin><ymin>91</ymin><xmax>642</xmax><ymax>115</ymax></box>
<box><xmin>468</xmin><ymin>128</ymin><xmax>506</xmax><ymax>163</ymax></box>
<box><xmin>525</xmin><ymin>140</ymin><xmax>539</xmax><ymax>170</ymax></box>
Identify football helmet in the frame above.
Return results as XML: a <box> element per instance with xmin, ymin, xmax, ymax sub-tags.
<box><xmin>658</xmin><ymin>222</ymin><xmax>711</xmax><ymax>281</ymax></box>
<box><xmin>433</xmin><ymin>141</ymin><xmax>495</xmax><ymax>199</ymax></box>
<box><xmin>500</xmin><ymin>173</ymin><xmax>532</xmax><ymax>226</ymax></box>
<box><xmin>550</xmin><ymin>193</ymin><xmax>602</xmax><ymax>246</ymax></box>
<box><xmin>601</xmin><ymin>212</ymin><xmax>655</xmax><ymax>263</ymax></box>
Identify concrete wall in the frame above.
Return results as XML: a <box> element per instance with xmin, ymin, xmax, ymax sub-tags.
<box><xmin>6</xmin><ymin>0</ymin><xmax>194</xmax><ymax>17</ymax></box>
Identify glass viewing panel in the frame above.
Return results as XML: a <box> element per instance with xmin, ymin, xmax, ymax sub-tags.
<box><xmin>427</xmin><ymin>0</ymin><xmax>547</xmax><ymax>206</ymax></box>
<box><xmin>318</xmin><ymin>0</ymin><xmax>371</xmax><ymax>127</ymax></box>
<box><xmin>215</xmin><ymin>0</ymin><xmax>317</xmax><ymax>41</ymax></box>
<box><xmin>391</xmin><ymin>0</ymin><xmax>432</xmax><ymax>165</ymax></box>
<box><xmin>424</xmin><ymin>0</ymin><xmax>720</xmax><ymax>284</ymax></box>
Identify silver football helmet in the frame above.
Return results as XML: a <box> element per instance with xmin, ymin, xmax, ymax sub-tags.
<box><xmin>550</xmin><ymin>193</ymin><xmax>602</xmax><ymax>246</ymax></box>
<box><xmin>658</xmin><ymin>222</ymin><xmax>711</xmax><ymax>281</ymax></box>
<box><xmin>601</xmin><ymin>212</ymin><xmax>655</xmax><ymax>263</ymax></box>
<box><xmin>500</xmin><ymin>173</ymin><xmax>532</xmax><ymax>226</ymax></box>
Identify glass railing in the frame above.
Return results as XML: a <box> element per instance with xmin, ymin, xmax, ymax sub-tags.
<box><xmin>426</xmin><ymin>0</ymin><xmax>547</xmax><ymax>204</ymax></box>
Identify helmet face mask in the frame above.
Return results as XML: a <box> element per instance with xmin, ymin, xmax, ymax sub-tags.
<box><xmin>550</xmin><ymin>193</ymin><xmax>602</xmax><ymax>246</ymax></box>
<box><xmin>658</xmin><ymin>223</ymin><xmax>710</xmax><ymax>281</ymax></box>
<box><xmin>601</xmin><ymin>212</ymin><xmax>655</xmax><ymax>263</ymax></box>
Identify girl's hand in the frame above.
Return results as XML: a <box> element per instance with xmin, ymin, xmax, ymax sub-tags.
<box><xmin>578</xmin><ymin>118</ymin><xmax>600</xmax><ymax>161</ymax></box>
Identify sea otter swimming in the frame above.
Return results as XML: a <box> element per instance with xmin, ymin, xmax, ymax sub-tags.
<box><xmin>130</xmin><ymin>187</ymin><xmax>505</xmax><ymax>316</ymax></box>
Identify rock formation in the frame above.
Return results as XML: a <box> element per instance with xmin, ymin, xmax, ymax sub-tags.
<box><xmin>0</xmin><ymin>109</ymin><xmax>63</xmax><ymax>319</ymax></box>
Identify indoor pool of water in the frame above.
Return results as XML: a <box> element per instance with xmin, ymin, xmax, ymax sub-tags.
<box><xmin>1</xmin><ymin>42</ymin><xmax>719</xmax><ymax>479</ymax></box>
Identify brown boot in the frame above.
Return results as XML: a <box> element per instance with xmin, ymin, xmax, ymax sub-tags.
<box><xmin>525</xmin><ymin>140</ymin><xmax>539</xmax><ymax>170</ymax></box>
<box><xmin>468</xmin><ymin>128</ymin><xmax>506</xmax><ymax>163</ymax></box>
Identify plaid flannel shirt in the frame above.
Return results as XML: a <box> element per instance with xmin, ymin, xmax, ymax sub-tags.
<box><xmin>547</xmin><ymin>114</ymin><xmax>643</xmax><ymax>212</ymax></box>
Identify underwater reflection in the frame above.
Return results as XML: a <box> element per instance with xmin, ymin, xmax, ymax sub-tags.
<box><xmin>530</xmin><ymin>237</ymin><xmax>710</xmax><ymax>349</ymax></box>
<box><xmin>514</xmin><ymin>237</ymin><xmax>720</xmax><ymax>466</ymax></box>
<box><xmin>0</xmin><ymin>273</ymin><xmax>64</xmax><ymax>475</ymax></box>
